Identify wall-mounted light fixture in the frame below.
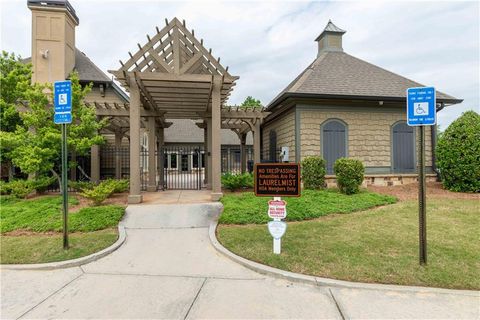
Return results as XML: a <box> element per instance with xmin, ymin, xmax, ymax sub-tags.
<box><xmin>41</xmin><ymin>49</ymin><xmax>49</xmax><ymax>59</ymax></box>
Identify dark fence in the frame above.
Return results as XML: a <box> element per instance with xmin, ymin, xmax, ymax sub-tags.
<box><xmin>221</xmin><ymin>145</ymin><xmax>254</xmax><ymax>173</ymax></box>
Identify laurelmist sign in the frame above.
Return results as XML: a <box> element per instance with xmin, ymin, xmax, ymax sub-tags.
<box><xmin>254</xmin><ymin>163</ymin><xmax>301</xmax><ymax>197</ymax></box>
<box><xmin>254</xmin><ymin>163</ymin><xmax>301</xmax><ymax>255</ymax></box>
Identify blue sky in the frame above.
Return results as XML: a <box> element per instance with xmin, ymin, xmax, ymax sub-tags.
<box><xmin>1</xmin><ymin>0</ymin><xmax>478</xmax><ymax>128</ymax></box>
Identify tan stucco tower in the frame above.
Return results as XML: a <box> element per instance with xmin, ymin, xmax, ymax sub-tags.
<box><xmin>28</xmin><ymin>0</ymin><xmax>79</xmax><ymax>84</ymax></box>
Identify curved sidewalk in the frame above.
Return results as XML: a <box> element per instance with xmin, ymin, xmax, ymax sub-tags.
<box><xmin>1</xmin><ymin>201</ymin><xmax>478</xmax><ymax>319</ymax></box>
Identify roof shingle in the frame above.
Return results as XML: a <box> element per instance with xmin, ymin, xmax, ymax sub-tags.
<box><xmin>268</xmin><ymin>51</ymin><xmax>461</xmax><ymax>108</ymax></box>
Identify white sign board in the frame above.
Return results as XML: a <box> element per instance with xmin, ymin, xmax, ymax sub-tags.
<box><xmin>268</xmin><ymin>221</ymin><xmax>287</xmax><ymax>239</ymax></box>
<box><xmin>268</xmin><ymin>200</ymin><xmax>287</xmax><ymax>219</ymax></box>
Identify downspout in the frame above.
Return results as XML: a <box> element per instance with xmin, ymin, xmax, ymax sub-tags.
<box><xmin>432</xmin><ymin>102</ymin><xmax>445</xmax><ymax>181</ymax></box>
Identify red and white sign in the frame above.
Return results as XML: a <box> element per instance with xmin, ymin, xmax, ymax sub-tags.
<box><xmin>268</xmin><ymin>200</ymin><xmax>287</xmax><ymax>219</ymax></box>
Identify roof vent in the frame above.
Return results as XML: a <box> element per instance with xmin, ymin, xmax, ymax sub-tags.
<box><xmin>315</xmin><ymin>20</ymin><xmax>346</xmax><ymax>56</ymax></box>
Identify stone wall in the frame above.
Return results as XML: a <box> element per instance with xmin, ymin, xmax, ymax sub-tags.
<box><xmin>298</xmin><ymin>107</ymin><xmax>432</xmax><ymax>170</ymax></box>
<box><xmin>262</xmin><ymin>110</ymin><xmax>296</xmax><ymax>162</ymax></box>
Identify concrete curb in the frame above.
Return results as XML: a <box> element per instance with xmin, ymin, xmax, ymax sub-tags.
<box><xmin>209</xmin><ymin>220</ymin><xmax>478</xmax><ymax>296</ymax></box>
<box><xmin>1</xmin><ymin>221</ymin><xmax>127</xmax><ymax>271</ymax></box>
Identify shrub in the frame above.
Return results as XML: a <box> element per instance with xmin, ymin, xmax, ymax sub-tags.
<box><xmin>7</xmin><ymin>180</ymin><xmax>35</xmax><ymax>199</ymax></box>
<box><xmin>334</xmin><ymin>158</ymin><xmax>365</xmax><ymax>195</ymax></box>
<box><xmin>30</xmin><ymin>176</ymin><xmax>56</xmax><ymax>194</ymax></box>
<box><xmin>68</xmin><ymin>180</ymin><xmax>95</xmax><ymax>192</ymax></box>
<box><xmin>436</xmin><ymin>111</ymin><xmax>480</xmax><ymax>192</ymax></box>
<box><xmin>102</xmin><ymin>179</ymin><xmax>129</xmax><ymax>193</ymax></box>
<box><xmin>301</xmin><ymin>156</ymin><xmax>326</xmax><ymax>189</ymax></box>
<box><xmin>80</xmin><ymin>182</ymin><xmax>115</xmax><ymax>206</ymax></box>
<box><xmin>0</xmin><ymin>180</ymin><xmax>11</xmax><ymax>195</ymax></box>
<box><xmin>222</xmin><ymin>173</ymin><xmax>254</xmax><ymax>192</ymax></box>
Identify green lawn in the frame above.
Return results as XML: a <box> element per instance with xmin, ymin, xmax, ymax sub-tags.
<box><xmin>1</xmin><ymin>229</ymin><xmax>118</xmax><ymax>264</ymax></box>
<box><xmin>220</xmin><ymin>189</ymin><xmax>396</xmax><ymax>224</ymax></box>
<box><xmin>217</xmin><ymin>198</ymin><xmax>480</xmax><ymax>290</ymax></box>
<box><xmin>0</xmin><ymin>195</ymin><xmax>125</xmax><ymax>264</ymax></box>
<box><xmin>0</xmin><ymin>195</ymin><xmax>125</xmax><ymax>233</ymax></box>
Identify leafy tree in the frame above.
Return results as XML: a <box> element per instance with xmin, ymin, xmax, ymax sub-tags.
<box><xmin>436</xmin><ymin>110</ymin><xmax>480</xmax><ymax>192</ymax></box>
<box><xmin>0</xmin><ymin>54</ymin><xmax>106</xmax><ymax>188</ymax></box>
<box><xmin>0</xmin><ymin>52</ymin><xmax>32</xmax><ymax>178</ymax></box>
<box><xmin>0</xmin><ymin>51</ymin><xmax>31</xmax><ymax>132</ymax></box>
<box><xmin>240</xmin><ymin>96</ymin><xmax>262</xmax><ymax>108</ymax></box>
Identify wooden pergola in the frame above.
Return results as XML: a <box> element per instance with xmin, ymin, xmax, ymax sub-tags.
<box><xmin>105</xmin><ymin>18</ymin><xmax>269</xmax><ymax>203</ymax></box>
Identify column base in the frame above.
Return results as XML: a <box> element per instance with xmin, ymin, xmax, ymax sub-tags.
<box><xmin>146</xmin><ymin>185</ymin><xmax>157</xmax><ymax>192</ymax></box>
<box><xmin>211</xmin><ymin>192</ymin><xmax>223</xmax><ymax>201</ymax></box>
<box><xmin>205</xmin><ymin>183</ymin><xmax>212</xmax><ymax>190</ymax></box>
<box><xmin>128</xmin><ymin>194</ymin><xmax>143</xmax><ymax>204</ymax></box>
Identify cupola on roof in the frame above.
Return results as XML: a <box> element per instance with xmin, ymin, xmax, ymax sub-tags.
<box><xmin>315</xmin><ymin>20</ymin><xmax>346</xmax><ymax>54</ymax></box>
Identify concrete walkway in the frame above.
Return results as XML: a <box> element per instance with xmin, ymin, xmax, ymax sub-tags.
<box><xmin>1</xmin><ymin>202</ymin><xmax>479</xmax><ymax>319</ymax></box>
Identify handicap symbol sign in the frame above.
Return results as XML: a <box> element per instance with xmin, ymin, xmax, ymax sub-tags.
<box><xmin>59</xmin><ymin>93</ymin><xmax>67</xmax><ymax>105</ymax></box>
<box><xmin>407</xmin><ymin>87</ymin><xmax>436</xmax><ymax>126</ymax></box>
<box><xmin>414</xmin><ymin>102</ymin><xmax>429</xmax><ymax>116</ymax></box>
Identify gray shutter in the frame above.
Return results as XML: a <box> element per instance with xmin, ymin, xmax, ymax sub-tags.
<box><xmin>392</xmin><ymin>122</ymin><xmax>415</xmax><ymax>173</ymax></box>
<box><xmin>323</xmin><ymin>121</ymin><xmax>347</xmax><ymax>174</ymax></box>
<box><xmin>269</xmin><ymin>130</ymin><xmax>277</xmax><ymax>162</ymax></box>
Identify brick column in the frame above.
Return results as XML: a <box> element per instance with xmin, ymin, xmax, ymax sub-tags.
<box><xmin>128</xmin><ymin>78</ymin><xmax>142</xmax><ymax>204</ymax></box>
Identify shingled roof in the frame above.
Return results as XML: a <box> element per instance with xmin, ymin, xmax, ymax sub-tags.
<box><xmin>74</xmin><ymin>49</ymin><xmax>111</xmax><ymax>83</ymax></box>
<box><xmin>267</xmin><ymin>22</ymin><xmax>462</xmax><ymax>109</ymax></box>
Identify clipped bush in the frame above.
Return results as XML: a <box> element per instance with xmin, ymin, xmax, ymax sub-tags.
<box><xmin>334</xmin><ymin>158</ymin><xmax>365</xmax><ymax>195</ymax></box>
<box><xmin>436</xmin><ymin>111</ymin><xmax>480</xmax><ymax>192</ymax></box>
<box><xmin>222</xmin><ymin>173</ymin><xmax>254</xmax><ymax>192</ymax></box>
<box><xmin>301</xmin><ymin>156</ymin><xmax>326</xmax><ymax>189</ymax></box>
<box><xmin>103</xmin><ymin>179</ymin><xmax>129</xmax><ymax>193</ymax></box>
<box><xmin>68</xmin><ymin>180</ymin><xmax>95</xmax><ymax>192</ymax></box>
<box><xmin>80</xmin><ymin>182</ymin><xmax>115</xmax><ymax>206</ymax></box>
<box><xmin>7</xmin><ymin>180</ymin><xmax>35</xmax><ymax>199</ymax></box>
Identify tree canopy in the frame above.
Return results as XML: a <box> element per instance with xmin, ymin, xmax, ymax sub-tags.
<box><xmin>0</xmin><ymin>51</ymin><xmax>106</xmax><ymax>181</ymax></box>
<box><xmin>240</xmin><ymin>96</ymin><xmax>262</xmax><ymax>108</ymax></box>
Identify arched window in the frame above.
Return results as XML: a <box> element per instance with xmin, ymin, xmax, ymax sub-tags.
<box><xmin>322</xmin><ymin>119</ymin><xmax>347</xmax><ymax>174</ymax></box>
<box><xmin>392</xmin><ymin>121</ymin><xmax>415</xmax><ymax>173</ymax></box>
<box><xmin>269</xmin><ymin>130</ymin><xmax>277</xmax><ymax>162</ymax></box>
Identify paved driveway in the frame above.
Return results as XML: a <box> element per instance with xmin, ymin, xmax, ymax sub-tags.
<box><xmin>2</xmin><ymin>203</ymin><xmax>479</xmax><ymax>319</ymax></box>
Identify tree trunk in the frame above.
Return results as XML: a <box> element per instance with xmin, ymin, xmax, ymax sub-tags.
<box><xmin>50</xmin><ymin>169</ymin><xmax>62</xmax><ymax>193</ymax></box>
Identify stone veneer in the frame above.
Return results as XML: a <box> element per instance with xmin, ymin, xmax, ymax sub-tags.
<box><xmin>262</xmin><ymin>110</ymin><xmax>296</xmax><ymax>162</ymax></box>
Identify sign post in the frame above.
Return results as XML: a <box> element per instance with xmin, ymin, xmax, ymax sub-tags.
<box><xmin>407</xmin><ymin>86</ymin><xmax>436</xmax><ymax>265</ymax></box>
<box><xmin>54</xmin><ymin>80</ymin><xmax>72</xmax><ymax>250</ymax></box>
<box><xmin>255</xmin><ymin>163</ymin><xmax>300</xmax><ymax>255</ymax></box>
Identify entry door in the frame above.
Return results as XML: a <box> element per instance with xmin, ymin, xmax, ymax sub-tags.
<box><xmin>181</xmin><ymin>154</ymin><xmax>189</xmax><ymax>172</ymax></box>
<box><xmin>323</xmin><ymin>120</ymin><xmax>347</xmax><ymax>174</ymax></box>
<box><xmin>392</xmin><ymin>122</ymin><xmax>415</xmax><ymax>173</ymax></box>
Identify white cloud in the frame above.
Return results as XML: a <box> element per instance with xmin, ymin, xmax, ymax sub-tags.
<box><xmin>1</xmin><ymin>0</ymin><xmax>478</xmax><ymax>127</ymax></box>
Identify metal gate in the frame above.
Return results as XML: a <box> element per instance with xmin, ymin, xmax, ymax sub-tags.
<box><xmin>159</xmin><ymin>145</ymin><xmax>205</xmax><ymax>190</ymax></box>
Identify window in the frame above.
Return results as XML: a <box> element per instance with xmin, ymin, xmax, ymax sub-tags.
<box><xmin>322</xmin><ymin>119</ymin><xmax>347</xmax><ymax>174</ymax></box>
<box><xmin>170</xmin><ymin>153</ymin><xmax>177</xmax><ymax>169</ymax></box>
<box><xmin>269</xmin><ymin>130</ymin><xmax>277</xmax><ymax>162</ymax></box>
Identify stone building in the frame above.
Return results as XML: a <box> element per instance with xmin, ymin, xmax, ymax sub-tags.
<box><xmin>263</xmin><ymin>21</ymin><xmax>462</xmax><ymax>186</ymax></box>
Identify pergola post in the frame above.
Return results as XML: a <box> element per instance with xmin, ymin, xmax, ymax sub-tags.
<box><xmin>114</xmin><ymin>132</ymin><xmax>123</xmax><ymax>179</ymax></box>
<box><xmin>211</xmin><ymin>76</ymin><xmax>222</xmax><ymax>200</ymax></box>
<box><xmin>240</xmin><ymin>133</ymin><xmax>247</xmax><ymax>174</ymax></box>
<box><xmin>128</xmin><ymin>78</ymin><xmax>143</xmax><ymax>204</ymax></box>
<box><xmin>90</xmin><ymin>145</ymin><xmax>100</xmax><ymax>184</ymax></box>
<box><xmin>206</xmin><ymin>118</ymin><xmax>212</xmax><ymax>190</ymax></box>
<box><xmin>157</xmin><ymin>128</ymin><xmax>164</xmax><ymax>189</ymax></box>
<box><xmin>253</xmin><ymin>121</ymin><xmax>261</xmax><ymax>164</ymax></box>
<box><xmin>146</xmin><ymin>117</ymin><xmax>157</xmax><ymax>192</ymax></box>
<box><xmin>204</xmin><ymin>125</ymin><xmax>208</xmax><ymax>186</ymax></box>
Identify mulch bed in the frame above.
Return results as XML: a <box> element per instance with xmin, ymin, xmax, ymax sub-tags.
<box><xmin>367</xmin><ymin>182</ymin><xmax>479</xmax><ymax>201</ymax></box>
